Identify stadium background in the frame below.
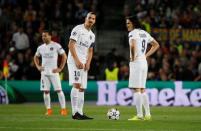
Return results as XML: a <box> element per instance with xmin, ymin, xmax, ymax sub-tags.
<box><xmin>0</xmin><ymin>0</ymin><xmax>201</xmax><ymax>130</ymax></box>
<box><xmin>0</xmin><ymin>0</ymin><xmax>201</xmax><ymax>102</ymax></box>
<box><xmin>0</xmin><ymin>0</ymin><xmax>201</xmax><ymax>81</ymax></box>
<box><xmin>0</xmin><ymin>0</ymin><xmax>200</xmax><ymax>102</ymax></box>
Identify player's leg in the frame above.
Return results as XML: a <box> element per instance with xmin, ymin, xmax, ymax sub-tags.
<box><xmin>51</xmin><ymin>74</ymin><xmax>67</xmax><ymax>116</ymax></box>
<box><xmin>77</xmin><ymin>88</ymin><xmax>84</xmax><ymax>115</ymax></box>
<box><xmin>141</xmin><ymin>64</ymin><xmax>151</xmax><ymax>120</ymax></box>
<box><xmin>68</xmin><ymin>63</ymin><xmax>83</xmax><ymax>119</ymax></box>
<box><xmin>134</xmin><ymin>88</ymin><xmax>143</xmax><ymax>118</ymax></box>
<box><xmin>77</xmin><ymin>70</ymin><xmax>93</xmax><ymax>119</ymax></box>
<box><xmin>71</xmin><ymin>83</ymin><xmax>82</xmax><ymax>119</ymax></box>
<box><xmin>41</xmin><ymin>75</ymin><xmax>52</xmax><ymax>115</ymax></box>
<box><xmin>57</xmin><ymin>90</ymin><xmax>67</xmax><ymax>116</ymax></box>
<box><xmin>128</xmin><ymin>88</ymin><xmax>143</xmax><ymax>121</ymax></box>
<box><xmin>77</xmin><ymin>70</ymin><xmax>86</xmax><ymax>116</ymax></box>
<box><xmin>141</xmin><ymin>88</ymin><xmax>151</xmax><ymax>120</ymax></box>
<box><xmin>128</xmin><ymin>62</ymin><xmax>143</xmax><ymax>120</ymax></box>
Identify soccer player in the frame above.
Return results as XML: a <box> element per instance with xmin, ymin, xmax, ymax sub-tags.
<box><xmin>126</xmin><ymin>16</ymin><xmax>159</xmax><ymax>121</ymax></box>
<box><xmin>34</xmin><ymin>30</ymin><xmax>68</xmax><ymax>116</ymax></box>
<box><xmin>67</xmin><ymin>12</ymin><xmax>96</xmax><ymax>120</ymax></box>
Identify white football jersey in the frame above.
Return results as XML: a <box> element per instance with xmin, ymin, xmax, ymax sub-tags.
<box><xmin>35</xmin><ymin>41</ymin><xmax>65</xmax><ymax>75</ymax></box>
<box><xmin>129</xmin><ymin>29</ymin><xmax>154</xmax><ymax>60</ymax></box>
<box><xmin>67</xmin><ymin>24</ymin><xmax>95</xmax><ymax>64</ymax></box>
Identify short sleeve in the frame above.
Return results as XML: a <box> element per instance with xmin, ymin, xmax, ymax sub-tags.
<box><xmin>56</xmin><ymin>44</ymin><xmax>65</xmax><ymax>55</ymax></box>
<box><xmin>128</xmin><ymin>31</ymin><xmax>137</xmax><ymax>45</ymax></box>
<box><xmin>35</xmin><ymin>47</ymin><xmax>41</xmax><ymax>56</ymax></box>
<box><xmin>70</xmin><ymin>26</ymin><xmax>80</xmax><ymax>42</ymax></box>
<box><xmin>146</xmin><ymin>32</ymin><xmax>154</xmax><ymax>43</ymax></box>
<box><xmin>90</xmin><ymin>34</ymin><xmax>95</xmax><ymax>48</ymax></box>
<box><xmin>90</xmin><ymin>42</ymin><xmax>95</xmax><ymax>48</ymax></box>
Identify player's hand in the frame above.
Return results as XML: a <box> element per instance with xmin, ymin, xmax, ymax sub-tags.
<box><xmin>84</xmin><ymin>63</ymin><xmax>90</xmax><ymax>71</ymax></box>
<box><xmin>52</xmin><ymin>68</ymin><xmax>62</xmax><ymax>73</ymax></box>
<box><xmin>37</xmin><ymin>66</ymin><xmax>44</xmax><ymax>72</ymax></box>
<box><xmin>75</xmin><ymin>61</ymin><xmax>84</xmax><ymax>69</ymax></box>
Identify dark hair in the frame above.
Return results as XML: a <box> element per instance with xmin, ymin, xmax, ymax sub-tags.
<box><xmin>43</xmin><ymin>30</ymin><xmax>52</xmax><ymax>35</ymax></box>
<box><xmin>126</xmin><ymin>15</ymin><xmax>142</xmax><ymax>28</ymax></box>
<box><xmin>88</xmin><ymin>12</ymin><xmax>96</xmax><ymax>16</ymax></box>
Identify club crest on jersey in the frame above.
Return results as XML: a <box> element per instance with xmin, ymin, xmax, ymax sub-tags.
<box><xmin>73</xmin><ymin>31</ymin><xmax>77</xmax><ymax>36</ymax></box>
<box><xmin>75</xmin><ymin>76</ymin><xmax>79</xmax><ymax>81</ymax></box>
<box><xmin>129</xmin><ymin>35</ymin><xmax>132</xmax><ymax>38</ymax></box>
<box><xmin>50</xmin><ymin>47</ymin><xmax>54</xmax><ymax>51</ymax></box>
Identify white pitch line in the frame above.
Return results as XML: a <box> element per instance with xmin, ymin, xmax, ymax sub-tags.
<box><xmin>0</xmin><ymin>126</ymin><xmax>188</xmax><ymax>131</ymax></box>
<box><xmin>0</xmin><ymin>127</ymin><xmax>133</xmax><ymax>131</ymax></box>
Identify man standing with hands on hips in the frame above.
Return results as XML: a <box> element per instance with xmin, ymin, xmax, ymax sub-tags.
<box><xmin>126</xmin><ymin>16</ymin><xmax>159</xmax><ymax>121</ymax></box>
<box><xmin>34</xmin><ymin>30</ymin><xmax>68</xmax><ymax>116</ymax></box>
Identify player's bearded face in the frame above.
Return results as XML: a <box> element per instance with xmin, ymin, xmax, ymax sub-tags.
<box><xmin>42</xmin><ymin>33</ymin><xmax>51</xmax><ymax>43</ymax></box>
<box><xmin>85</xmin><ymin>14</ymin><xmax>96</xmax><ymax>27</ymax></box>
<box><xmin>126</xmin><ymin>19</ymin><xmax>133</xmax><ymax>31</ymax></box>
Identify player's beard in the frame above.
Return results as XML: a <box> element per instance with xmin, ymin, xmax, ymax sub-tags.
<box><xmin>88</xmin><ymin>22</ymin><xmax>94</xmax><ymax>28</ymax></box>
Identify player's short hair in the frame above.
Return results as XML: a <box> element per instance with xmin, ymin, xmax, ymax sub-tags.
<box><xmin>43</xmin><ymin>30</ymin><xmax>52</xmax><ymax>35</ymax></box>
<box><xmin>86</xmin><ymin>12</ymin><xmax>96</xmax><ymax>17</ymax></box>
<box><xmin>88</xmin><ymin>12</ymin><xmax>96</xmax><ymax>15</ymax></box>
<box><xmin>126</xmin><ymin>15</ymin><xmax>142</xmax><ymax>28</ymax></box>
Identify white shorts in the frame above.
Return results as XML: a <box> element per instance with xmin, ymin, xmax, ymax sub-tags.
<box><xmin>129</xmin><ymin>60</ymin><xmax>148</xmax><ymax>88</ymax></box>
<box><xmin>40</xmin><ymin>73</ymin><xmax>62</xmax><ymax>91</ymax></box>
<box><xmin>67</xmin><ymin>63</ymin><xmax>88</xmax><ymax>89</ymax></box>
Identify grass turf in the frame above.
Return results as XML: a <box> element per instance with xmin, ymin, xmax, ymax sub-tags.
<box><xmin>0</xmin><ymin>103</ymin><xmax>201</xmax><ymax>131</ymax></box>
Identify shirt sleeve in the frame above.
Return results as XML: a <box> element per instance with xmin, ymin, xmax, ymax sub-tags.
<box><xmin>146</xmin><ymin>32</ymin><xmax>154</xmax><ymax>43</ymax></box>
<box><xmin>90</xmin><ymin>35</ymin><xmax>95</xmax><ymax>48</ymax></box>
<box><xmin>70</xmin><ymin>26</ymin><xmax>80</xmax><ymax>42</ymax></box>
<box><xmin>35</xmin><ymin>47</ymin><xmax>41</xmax><ymax>56</ymax></box>
<box><xmin>90</xmin><ymin>42</ymin><xmax>95</xmax><ymax>48</ymax></box>
<box><xmin>57</xmin><ymin>44</ymin><xmax>65</xmax><ymax>55</ymax></box>
<box><xmin>128</xmin><ymin>31</ymin><xmax>137</xmax><ymax>45</ymax></box>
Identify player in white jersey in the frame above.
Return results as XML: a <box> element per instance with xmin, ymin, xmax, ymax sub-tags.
<box><xmin>34</xmin><ymin>30</ymin><xmax>68</xmax><ymax>116</ymax></box>
<box><xmin>67</xmin><ymin>12</ymin><xmax>96</xmax><ymax>120</ymax></box>
<box><xmin>126</xmin><ymin>16</ymin><xmax>159</xmax><ymax>121</ymax></box>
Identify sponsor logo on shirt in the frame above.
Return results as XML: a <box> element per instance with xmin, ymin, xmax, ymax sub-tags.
<box><xmin>43</xmin><ymin>53</ymin><xmax>54</xmax><ymax>58</ymax></box>
<box><xmin>139</xmin><ymin>33</ymin><xmax>146</xmax><ymax>38</ymax></box>
<box><xmin>50</xmin><ymin>47</ymin><xmax>54</xmax><ymax>51</ymax></box>
<box><xmin>79</xmin><ymin>41</ymin><xmax>89</xmax><ymax>48</ymax></box>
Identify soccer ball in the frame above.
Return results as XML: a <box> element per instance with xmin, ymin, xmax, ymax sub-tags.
<box><xmin>107</xmin><ymin>108</ymin><xmax>120</xmax><ymax>120</ymax></box>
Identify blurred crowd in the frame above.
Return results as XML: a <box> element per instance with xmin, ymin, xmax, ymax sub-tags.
<box><xmin>121</xmin><ymin>0</ymin><xmax>201</xmax><ymax>81</ymax></box>
<box><xmin>92</xmin><ymin>43</ymin><xmax>201</xmax><ymax>81</ymax></box>
<box><xmin>0</xmin><ymin>0</ymin><xmax>100</xmax><ymax>80</ymax></box>
<box><xmin>124</xmin><ymin>0</ymin><xmax>201</xmax><ymax>31</ymax></box>
<box><xmin>0</xmin><ymin>0</ymin><xmax>201</xmax><ymax>81</ymax></box>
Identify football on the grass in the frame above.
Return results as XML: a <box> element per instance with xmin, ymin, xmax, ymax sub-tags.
<box><xmin>107</xmin><ymin>108</ymin><xmax>120</xmax><ymax>120</ymax></box>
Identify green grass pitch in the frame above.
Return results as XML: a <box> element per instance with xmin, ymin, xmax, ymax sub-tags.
<box><xmin>0</xmin><ymin>103</ymin><xmax>201</xmax><ymax>131</ymax></box>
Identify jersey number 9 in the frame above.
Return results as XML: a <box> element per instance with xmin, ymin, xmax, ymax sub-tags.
<box><xmin>141</xmin><ymin>39</ymin><xmax>146</xmax><ymax>53</ymax></box>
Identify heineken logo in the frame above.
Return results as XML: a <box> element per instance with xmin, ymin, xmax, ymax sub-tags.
<box><xmin>96</xmin><ymin>81</ymin><xmax>201</xmax><ymax>107</ymax></box>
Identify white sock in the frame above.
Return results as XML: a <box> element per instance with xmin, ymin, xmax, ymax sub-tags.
<box><xmin>43</xmin><ymin>93</ymin><xmax>51</xmax><ymax>109</ymax></box>
<box><xmin>71</xmin><ymin>87</ymin><xmax>79</xmax><ymax>115</ymax></box>
<box><xmin>77</xmin><ymin>91</ymin><xmax>84</xmax><ymax>115</ymax></box>
<box><xmin>134</xmin><ymin>92</ymin><xmax>143</xmax><ymax>118</ymax></box>
<box><xmin>142</xmin><ymin>92</ymin><xmax>151</xmax><ymax>116</ymax></box>
<box><xmin>57</xmin><ymin>91</ymin><xmax>66</xmax><ymax>109</ymax></box>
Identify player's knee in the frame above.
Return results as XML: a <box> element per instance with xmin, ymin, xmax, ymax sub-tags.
<box><xmin>141</xmin><ymin>89</ymin><xmax>145</xmax><ymax>93</ymax></box>
<box><xmin>56</xmin><ymin>90</ymin><xmax>62</xmax><ymax>93</ymax></box>
<box><xmin>134</xmin><ymin>88</ymin><xmax>141</xmax><ymax>93</ymax></box>
<box><xmin>44</xmin><ymin>91</ymin><xmax>50</xmax><ymax>94</ymax></box>
<box><xmin>79</xmin><ymin>88</ymin><xmax>85</xmax><ymax>92</ymax></box>
<box><xmin>73</xmin><ymin>83</ymin><xmax>81</xmax><ymax>90</ymax></box>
